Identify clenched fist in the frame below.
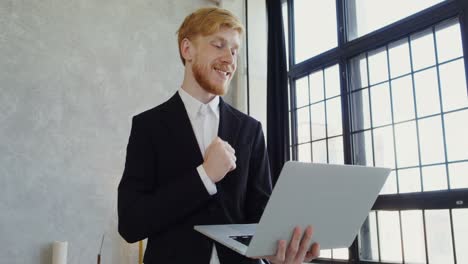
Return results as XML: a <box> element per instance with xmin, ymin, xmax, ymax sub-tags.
<box><xmin>202</xmin><ymin>137</ymin><xmax>237</xmax><ymax>183</ymax></box>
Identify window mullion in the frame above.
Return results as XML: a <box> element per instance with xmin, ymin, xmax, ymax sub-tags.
<box><xmin>449</xmin><ymin>209</ymin><xmax>458</xmax><ymax>264</ymax></box>
<box><xmin>290</xmin><ymin>77</ymin><xmax>298</xmax><ymax>161</ymax></box>
<box><xmin>432</xmin><ymin>25</ymin><xmax>453</xmax><ymax>192</ymax></box>
<box><xmin>336</xmin><ymin>0</ymin><xmax>347</xmax><ymax>47</ymax></box>
<box><xmin>385</xmin><ymin>44</ymin><xmax>400</xmax><ymax>194</ymax></box>
<box><xmin>375</xmin><ymin>212</ymin><xmax>382</xmax><ymax>263</ymax></box>
<box><xmin>288</xmin><ymin>0</ymin><xmax>296</xmax><ymax>66</ymax></box>
<box><xmin>407</xmin><ymin>34</ymin><xmax>425</xmax><ymax>194</ymax></box>
<box><xmin>373</xmin><ymin>189</ymin><xmax>468</xmax><ymax>210</ymax></box>
<box><xmin>422</xmin><ymin>209</ymin><xmax>429</xmax><ymax>264</ymax></box>
<box><xmin>458</xmin><ymin>0</ymin><xmax>468</xmax><ymax>95</ymax></box>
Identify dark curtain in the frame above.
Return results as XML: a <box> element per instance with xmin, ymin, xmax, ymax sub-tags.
<box><xmin>266</xmin><ymin>0</ymin><xmax>290</xmax><ymax>185</ymax></box>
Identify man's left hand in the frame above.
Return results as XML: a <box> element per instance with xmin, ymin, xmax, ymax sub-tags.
<box><xmin>253</xmin><ymin>225</ymin><xmax>320</xmax><ymax>264</ymax></box>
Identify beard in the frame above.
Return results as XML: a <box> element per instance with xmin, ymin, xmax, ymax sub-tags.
<box><xmin>192</xmin><ymin>58</ymin><xmax>232</xmax><ymax>96</ymax></box>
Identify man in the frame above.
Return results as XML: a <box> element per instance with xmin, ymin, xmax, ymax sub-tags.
<box><xmin>118</xmin><ymin>7</ymin><xmax>319</xmax><ymax>264</ymax></box>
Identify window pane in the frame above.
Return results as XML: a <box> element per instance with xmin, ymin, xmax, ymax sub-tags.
<box><xmin>312</xmin><ymin>140</ymin><xmax>327</xmax><ymax>163</ymax></box>
<box><xmin>347</xmin><ymin>0</ymin><xmax>444</xmax><ymax>41</ymax></box>
<box><xmin>294</xmin><ymin>0</ymin><xmax>337</xmax><ymax>63</ymax></box>
<box><xmin>351</xmin><ymin>89</ymin><xmax>371</xmax><ymax>131</ymax></box>
<box><xmin>391</xmin><ymin>76</ymin><xmax>415</xmax><ymax>123</ymax></box>
<box><xmin>320</xmin><ymin>249</ymin><xmax>332</xmax><ymax>259</ymax></box>
<box><xmin>309</xmin><ymin>70</ymin><xmax>324</xmax><ymax>103</ymax></box>
<box><xmin>435</xmin><ymin>19</ymin><xmax>463</xmax><ymax>63</ymax></box>
<box><xmin>389</xmin><ymin>39</ymin><xmax>411</xmax><ymax>78</ymax></box>
<box><xmin>326</xmin><ymin>98</ymin><xmax>343</xmax><ymax>137</ymax></box>
<box><xmin>332</xmin><ymin>248</ymin><xmax>349</xmax><ymax>260</ymax></box>
<box><xmin>380</xmin><ymin>170</ymin><xmax>397</xmax><ymax>195</ymax></box>
<box><xmin>422</xmin><ymin>164</ymin><xmax>448</xmax><ymax>192</ymax></box>
<box><xmin>418</xmin><ymin>116</ymin><xmax>445</xmax><ymax>165</ymax></box>
<box><xmin>401</xmin><ymin>210</ymin><xmax>426</xmax><ymax>263</ymax></box>
<box><xmin>349</xmin><ymin>54</ymin><xmax>368</xmax><ymax>90</ymax></box>
<box><xmin>359</xmin><ymin>211</ymin><xmax>379</xmax><ymax>261</ymax></box>
<box><xmin>439</xmin><ymin>59</ymin><xmax>468</xmax><ymax>112</ymax></box>
<box><xmin>378</xmin><ymin>211</ymin><xmax>403</xmax><ymax>263</ymax></box>
<box><xmin>449</xmin><ymin>162</ymin><xmax>468</xmax><ymax>189</ymax></box>
<box><xmin>328</xmin><ymin>136</ymin><xmax>344</xmax><ymax>165</ymax></box>
<box><xmin>373</xmin><ymin>126</ymin><xmax>395</xmax><ymax>168</ymax></box>
<box><xmin>414</xmin><ymin>67</ymin><xmax>440</xmax><ymax>117</ymax></box>
<box><xmin>353</xmin><ymin>131</ymin><xmax>373</xmax><ymax>166</ymax></box>
<box><xmin>311</xmin><ymin>102</ymin><xmax>326</xmax><ymax>141</ymax></box>
<box><xmin>425</xmin><ymin>210</ymin><xmax>455</xmax><ymax>264</ymax></box>
<box><xmin>296</xmin><ymin>107</ymin><xmax>310</xmax><ymax>143</ymax></box>
<box><xmin>295</xmin><ymin>76</ymin><xmax>309</xmax><ymax>108</ymax></box>
<box><xmin>398</xmin><ymin>168</ymin><xmax>421</xmax><ymax>193</ymax></box>
<box><xmin>298</xmin><ymin>143</ymin><xmax>311</xmax><ymax>162</ymax></box>
<box><xmin>453</xmin><ymin>209</ymin><xmax>468</xmax><ymax>264</ymax></box>
<box><xmin>394</xmin><ymin>121</ymin><xmax>419</xmax><ymax>168</ymax></box>
<box><xmin>368</xmin><ymin>47</ymin><xmax>389</xmax><ymax>85</ymax></box>
<box><xmin>444</xmin><ymin>110</ymin><xmax>468</xmax><ymax>161</ymax></box>
<box><xmin>371</xmin><ymin>82</ymin><xmax>392</xmax><ymax>127</ymax></box>
<box><xmin>411</xmin><ymin>29</ymin><xmax>436</xmax><ymax>71</ymax></box>
<box><xmin>324</xmin><ymin>64</ymin><xmax>340</xmax><ymax>98</ymax></box>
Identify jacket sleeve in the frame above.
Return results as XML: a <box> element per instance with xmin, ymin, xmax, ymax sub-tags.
<box><xmin>245</xmin><ymin>121</ymin><xmax>272</xmax><ymax>223</ymax></box>
<box><xmin>117</xmin><ymin>115</ymin><xmax>212</xmax><ymax>243</ymax></box>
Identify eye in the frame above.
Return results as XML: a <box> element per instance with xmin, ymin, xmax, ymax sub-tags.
<box><xmin>212</xmin><ymin>42</ymin><xmax>223</xmax><ymax>49</ymax></box>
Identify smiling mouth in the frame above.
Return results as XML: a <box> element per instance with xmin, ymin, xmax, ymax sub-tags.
<box><xmin>214</xmin><ymin>67</ymin><xmax>231</xmax><ymax>78</ymax></box>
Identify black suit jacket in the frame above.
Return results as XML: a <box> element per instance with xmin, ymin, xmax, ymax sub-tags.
<box><xmin>118</xmin><ymin>92</ymin><xmax>272</xmax><ymax>264</ymax></box>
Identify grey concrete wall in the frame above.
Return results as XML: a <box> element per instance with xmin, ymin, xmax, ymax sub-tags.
<box><xmin>0</xmin><ymin>0</ymin><xmax>245</xmax><ymax>263</ymax></box>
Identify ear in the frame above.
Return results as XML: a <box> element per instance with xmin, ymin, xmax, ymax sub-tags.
<box><xmin>181</xmin><ymin>38</ymin><xmax>195</xmax><ymax>63</ymax></box>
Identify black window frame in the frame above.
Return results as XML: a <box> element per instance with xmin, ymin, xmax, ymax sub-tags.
<box><xmin>285</xmin><ymin>0</ymin><xmax>468</xmax><ymax>263</ymax></box>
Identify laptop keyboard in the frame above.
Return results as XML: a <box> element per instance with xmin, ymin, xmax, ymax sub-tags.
<box><xmin>230</xmin><ymin>235</ymin><xmax>253</xmax><ymax>246</ymax></box>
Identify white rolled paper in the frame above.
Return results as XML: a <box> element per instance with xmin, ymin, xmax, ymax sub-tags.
<box><xmin>52</xmin><ymin>241</ymin><xmax>68</xmax><ymax>264</ymax></box>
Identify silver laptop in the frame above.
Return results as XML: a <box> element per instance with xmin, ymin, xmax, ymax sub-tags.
<box><xmin>194</xmin><ymin>161</ymin><xmax>391</xmax><ymax>257</ymax></box>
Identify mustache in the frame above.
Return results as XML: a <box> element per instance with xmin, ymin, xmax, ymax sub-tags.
<box><xmin>213</xmin><ymin>63</ymin><xmax>234</xmax><ymax>73</ymax></box>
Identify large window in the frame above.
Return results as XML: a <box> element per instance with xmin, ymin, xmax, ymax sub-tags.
<box><xmin>286</xmin><ymin>0</ymin><xmax>468</xmax><ymax>263</ymax></box>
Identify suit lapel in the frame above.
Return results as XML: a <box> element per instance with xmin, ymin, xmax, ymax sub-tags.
<box><xmin>161</xmin><ymin>92</ymin><xmax>204</xmax><ymax>166</ymax></box>
<box><xmin>218</xmin><ymin>98</ymin><xmax>241</xmax><ymax>148</ymax></box>
<box><xmin>160</xmin><ymin>93</ymin><xmax>241</xmax><ymax>170</ymax></box>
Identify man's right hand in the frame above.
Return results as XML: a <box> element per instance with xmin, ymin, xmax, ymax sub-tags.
<box><xmin>203</xmin><ymin>137</ymin><xmax>237</xmax><ymax>183</ymax></box>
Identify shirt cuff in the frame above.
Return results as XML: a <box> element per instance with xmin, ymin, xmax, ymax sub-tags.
<box><xmin>197</xmin><ymin>165</ymin><xmax>217</xmax><ymax>195</ymax></box>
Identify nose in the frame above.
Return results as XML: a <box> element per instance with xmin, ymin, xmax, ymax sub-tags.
<box><xmin>221</xmin><ymin>48</ymin><xmax>235</xmax><ymax>65</ymax></box>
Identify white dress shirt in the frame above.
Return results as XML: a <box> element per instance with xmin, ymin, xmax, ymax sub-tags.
<box><xmin>178</xmin><ymin>88</ymin><xmax>221</xmax><ymax>264</ymax></box>
<box><xmin>178</xmin><ymin>88</ymin><xmax>265</xmax><ymax>264</ymax></box>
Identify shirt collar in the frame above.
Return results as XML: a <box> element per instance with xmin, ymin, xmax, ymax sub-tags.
<box><xmin>178</xmin><ymin>87</ymin><xmax>220</xmax><ymax>119</ymax></box>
